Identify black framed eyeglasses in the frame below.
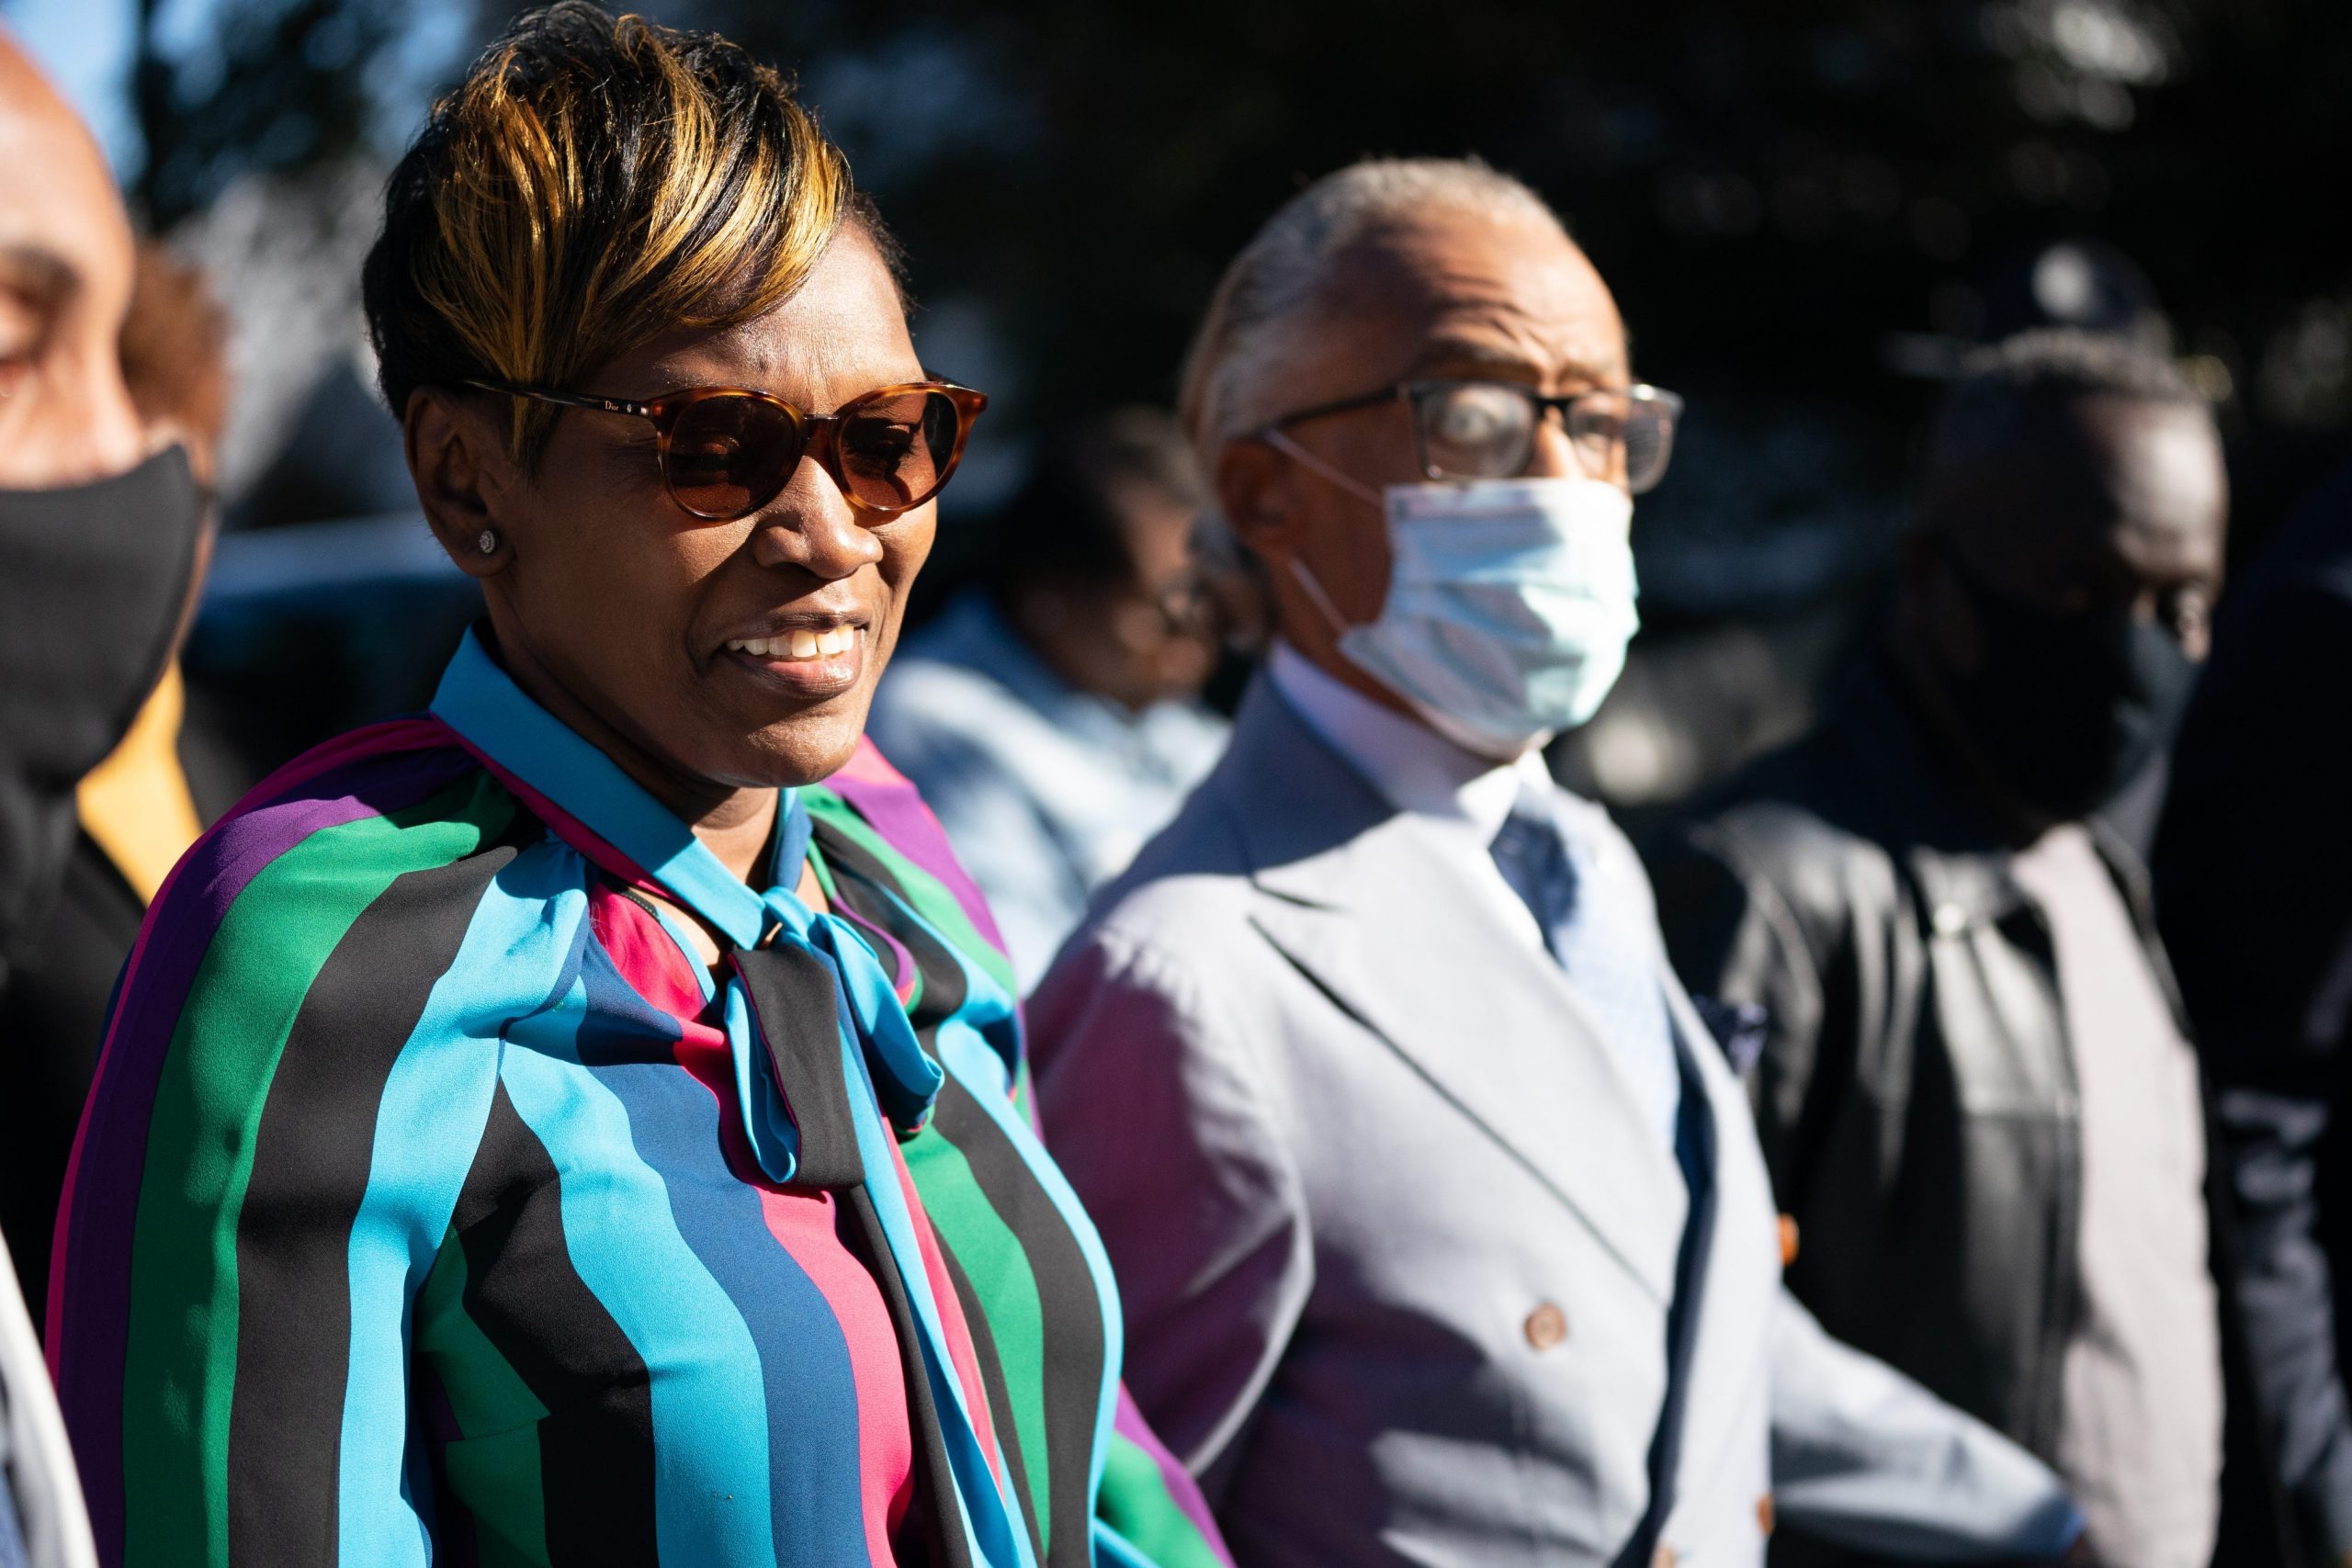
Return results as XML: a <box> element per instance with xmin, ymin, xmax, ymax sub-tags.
<box><xmin>1269</xmin><ymin>379</ymin><xmax>1683</xmax><ymax>493</ymax></box>
<box><xmin>466</xmin><ymin>378</ymin><xmax>989</xmax><ymax>523</ymax></box>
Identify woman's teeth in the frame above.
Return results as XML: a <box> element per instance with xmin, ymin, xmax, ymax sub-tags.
<box><xmin>726</xmin><ymin>627</ymin><xmax>857</xmax><ymax>660</ymax></box>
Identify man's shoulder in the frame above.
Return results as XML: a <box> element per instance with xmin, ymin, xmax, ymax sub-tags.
<box><xmin>1656</xmin><ymin>728</ymin><xmax>1905</xmax><ymax>930</ymax></box>
<box><xmin>1688</xmin><ymin>787</ymin><xmax>1880</xmax><ymax>875</ymax></box>
<box><xmin>1035</xmin><ymin>763</ymin><xmax>1297</xmax><ymax>1001</ymax></box>
<box><xmin>1029</xmin><ymin>851</ymin><xmax>1297</xmax><ymax>1108</ymax></box>
<box><xmin>1047</xmin><ymin>671</ymin><xmax>1387</xmax><ymax>976</ymax></box>
<box><xmin>1080</xmin><ymin>787</ymin><xmax>1259</xmax><ymax>943</ymax></box>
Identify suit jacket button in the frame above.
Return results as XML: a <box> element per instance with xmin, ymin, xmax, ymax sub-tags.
<box><xmin>1758</xmin><ymin>1493</ymin><xmax>1775</xmax><ymax>1534</ymax></box>
<box><xmin>1524</xmin><ymin>1302</ymin><xmax>1567</xmax><ymax>1350</ymax></box>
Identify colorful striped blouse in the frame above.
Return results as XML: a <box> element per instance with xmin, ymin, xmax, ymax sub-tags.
<box><xmin>48</xmin><ymin>627</ymin><xmax>1227</xmax><ymax>1568</ymax></box>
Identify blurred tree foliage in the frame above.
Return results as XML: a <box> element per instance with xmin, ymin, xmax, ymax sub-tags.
<box><xmin>130</xmin><ymin>0</ymin><xmax>415</xmax><ymax>228</ymax></box>
<box><xmin>692</xmin><ymin>0</ymin><xmax>2348</xmax><ymax>586</ymax></box>
<box><xmin>133</xmin><ymin>0</ymin><xmax>2351</xmax><ymax>594</ymax></box>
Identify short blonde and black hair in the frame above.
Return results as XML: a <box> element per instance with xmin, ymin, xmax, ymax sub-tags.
<box><xmin>363</xmin><ymin>2</ymin><xmax>884</xmax><ymax>463</ymax></box>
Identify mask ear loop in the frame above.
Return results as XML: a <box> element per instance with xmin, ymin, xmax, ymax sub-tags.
<box><xmin>1285</xmin><ymin>555</ymin><xmax>1352</xmax><ymax>639</ymax></box>
<box><xmin>1252</xmin><ymin>429</ymin><xmax>1383</xmax><ymax>640</ymax></box>
<box><xmin>1260</xmin><ymin>427</ymin><xmax>1384</xmax><ymax>505</ymax></box>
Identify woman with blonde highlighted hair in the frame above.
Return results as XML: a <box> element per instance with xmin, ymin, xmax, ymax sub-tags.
<box><xmin>50</xmin><ymin>8</ymin><xmax>1230</xmax><ymax>1566</ymax></box>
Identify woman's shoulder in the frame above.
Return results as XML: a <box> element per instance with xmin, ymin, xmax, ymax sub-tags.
<box><xmin>127</xmin><ymin>718</ymin><xmax>541</xmax><ymax>1031</ymax></box>
<box><xmin>61</xmin><ymin>721</ymin><xmax>568</xmax><ymax>1378</ymax></box>
<box><xmin>171</xmin><ymin>717</ymin><xmax>525</xmax><ymax>896</ymax></box>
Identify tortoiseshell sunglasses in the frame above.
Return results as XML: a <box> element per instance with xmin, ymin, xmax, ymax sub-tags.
<box><xmin>467</xmin><ymin>378</ymin><xmax>989</xmax><ymax>523</ymax></box>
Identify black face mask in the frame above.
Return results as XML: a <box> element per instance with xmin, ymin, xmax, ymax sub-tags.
<box><xmin>1936</xmin><ymin>548</ymin><xmax>2201</xmax><ymax>824</ymax></box>
<box><xmin>0</xmin><ymin>446</ymin><xmax>206</xmax><ymax>969</ymax></box>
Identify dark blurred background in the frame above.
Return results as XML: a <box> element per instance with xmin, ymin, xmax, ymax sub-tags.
<box><xmin>10</xmin><ymin>0</ymin><xmax>2346</xmax><ymax>809</ymax></box>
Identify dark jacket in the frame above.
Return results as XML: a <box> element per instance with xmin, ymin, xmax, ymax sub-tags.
<box><xmin>1</xmin><ymin>829</ymin><xmax>146</xmax><ymax>1314</ymax></box>
<box><xmin>1648</xmin><ymin>653</ymin><xmax>2293</xmax><ymax>1567</ymax></box>
<box><xmin>2156</xmin><ymin>455</ymin><xmax>2352</xmax><ymax>1565</ymax></box>
<box><xmin>0</xmin><ymin>697</ymin><xmax>239</xmax><ymax>1322</ymax></box>
<box><xmin>1645</xmin><ymin>655</ymin><xmax>2161</xmax><ymax>1457</ymax></box>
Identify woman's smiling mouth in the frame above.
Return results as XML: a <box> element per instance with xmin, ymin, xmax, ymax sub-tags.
<box><xmin>725</xmin><ymin>626</ymin><xmax>857</xmax><ymax>660</ymax></box>
<box><xmin>718</xmin><ymin>622</ymin><xmax>867</xmax><ymax>698</ymax></box>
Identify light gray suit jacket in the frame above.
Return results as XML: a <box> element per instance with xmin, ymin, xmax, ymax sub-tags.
<box><xmin>1028</xmin><ymin>678</ymin><xmax>2082</xmax><ymax>1568</ymax></box>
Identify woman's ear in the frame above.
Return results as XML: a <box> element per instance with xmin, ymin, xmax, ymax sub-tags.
<box><xmin>405</xmin><ymin>386</ymin><xmax>515</xmax><ymax>579</ymax></box>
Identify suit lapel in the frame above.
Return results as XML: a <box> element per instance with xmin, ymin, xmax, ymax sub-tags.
<box><xmin>1217</xmin><ymin>678</ymin><xmax>1688</xmax><ymax>1303</ymax></box>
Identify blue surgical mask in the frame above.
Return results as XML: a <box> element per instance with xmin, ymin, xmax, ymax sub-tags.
<box><xmin>1269</xmin><ymin>433</ymin><xmax>1640</xmax><ymax>759</ymax></box>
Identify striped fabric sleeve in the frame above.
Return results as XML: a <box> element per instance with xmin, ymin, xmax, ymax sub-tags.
<box><xmin>49</xmin><ymin>747</ymin><xmax>522</xmax><ymax>1568</ymax></box>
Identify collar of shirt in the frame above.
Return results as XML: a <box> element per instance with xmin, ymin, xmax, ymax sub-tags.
<box><xmin>432</xmin><ymin>620</ymin><xmax>964</xmax><ymax>1178</ymax></box>
<box><xmin>428</xmin><ymin>625</ymin><xmax>790</xmax><ymax>950</ymax></box>
<box><xmin>76</xmin><ymin>660</ymin><xmax>202</xmax><ymax>904</ymax></box>
<box><xmin>1267</xmin><ymin>640</ymin><xmax>1551</xmax><ymax>845</ymax></box>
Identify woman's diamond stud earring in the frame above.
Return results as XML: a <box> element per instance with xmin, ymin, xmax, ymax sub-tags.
<box><xmin>477</xmin><ymin>529</ymin><xmax>498</xmax><ymax>555</ymax></box>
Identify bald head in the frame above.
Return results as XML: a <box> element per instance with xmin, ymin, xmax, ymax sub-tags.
<box><xmin>0</xmin><ymin>28</ymin><xmax>144</xmax><ymax>488</ymax></box>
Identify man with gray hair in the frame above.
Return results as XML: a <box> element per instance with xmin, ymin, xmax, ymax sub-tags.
<box><xmin>1028</xmin><ymin>158</ymin><xmax>2092</xmax><ymax>1567</ymax></box>
<box><xmin>1651</xmin><ymin>329</ymin><xmax>2233</xmax><ymax>1567</ymax></box>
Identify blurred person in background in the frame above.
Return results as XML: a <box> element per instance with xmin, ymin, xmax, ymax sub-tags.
<box><xmin>2157</xmin><ymin>450</ymin><xmax>2352</xmax><ymax>1567</ymax></box>
<box><xmin>1650</xmin><ymin>330</ymin><xmax>2232</xmax><ymax>1568</ymax></box>
<box><xmin>1</xmin><ymin>26</ymin><xmax>198</xmax><ymax>1568</ymax></box>
<box><xmin>1</xmin><ymin>242</ymin><xmax>232</xmax><ymax>1324</ymax></box>
<box><xmin>867</xmin><ymin>409</ymin><xmax>1227</xmax><ymax>985</ymax></box>
<box><xmin>1031</xmin><ymin>156</ymin><xmax>2087</xmax><ymax>1568</ymax></box>
<box><xmin>47</xmin><ymin>9</ymin><xmax>1228</xmax><ymax>1567</ymax></box>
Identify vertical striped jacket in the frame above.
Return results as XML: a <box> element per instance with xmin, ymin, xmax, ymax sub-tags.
<box><xmin>48</xmin><ymin>629</ymin><xmax>1227</xmax><ymax>1568</ymax></box>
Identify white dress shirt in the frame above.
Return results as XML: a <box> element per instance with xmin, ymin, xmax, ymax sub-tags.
<box><xmin>1267</xmin><ymin>642</ymin><xmax>1546</xmax><ymax>939</ymax></box>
